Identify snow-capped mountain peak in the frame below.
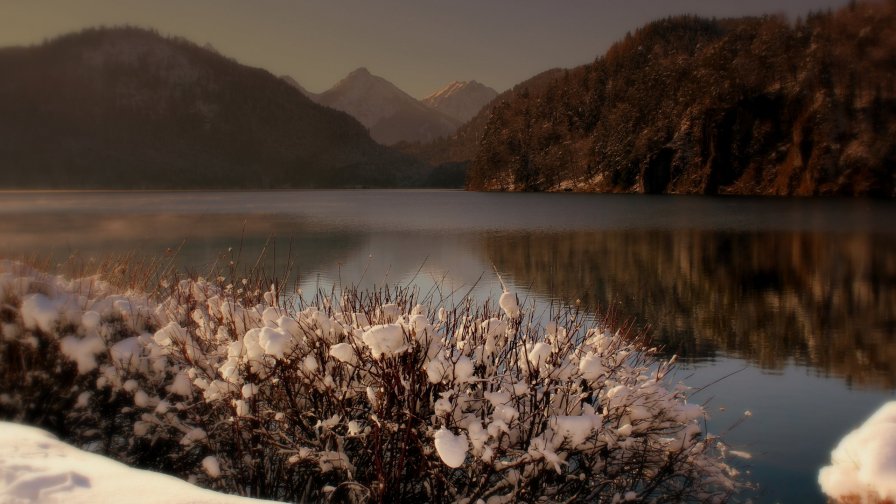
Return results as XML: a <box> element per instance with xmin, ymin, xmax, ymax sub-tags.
<box><xmin>422</xmin><ymin>80</ymin><xmax>498</xmax><ymax>123</ymax></box>
<box><xmin>317</xmin><ymin>67</ymin><xmax>461</xmax><ymax>145</ymax></box>
<box><xmin>426</xmin><ymin>80</ymin><xmax>470</xmax><ymax>101</ymax></box>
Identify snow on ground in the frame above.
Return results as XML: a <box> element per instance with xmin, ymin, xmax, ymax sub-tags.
<box><xmin>0</xmin><ymin>421</ymin><xmax>279</xmax><ymax>504</ymax></box>
<box><xmin>819</xmin><ymin>401</ymin><xmax>896</xmax><ymax>503</ymax></box>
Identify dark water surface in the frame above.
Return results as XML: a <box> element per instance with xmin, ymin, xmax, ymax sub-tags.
<box><xmin>2</xmin><ymin>189</ymin><xmax>895</xmax><ymax>502</ymax></box>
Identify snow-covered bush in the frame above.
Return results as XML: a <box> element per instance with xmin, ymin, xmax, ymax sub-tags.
<box><xmin>0</xmin><ymin>259</ymin><xmax>747</xmax><ymax>502</ymax></box>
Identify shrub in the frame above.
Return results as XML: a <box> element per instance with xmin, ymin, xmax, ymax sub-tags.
<box><xmin>0</xmin><ymin>259</ymin><xmax>747</xmax><ymax>503</ymax></box>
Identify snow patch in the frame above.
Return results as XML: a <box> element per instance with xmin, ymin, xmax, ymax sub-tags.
<box><xmin>819</xmin><ymin>401</ymin><xmax>896</xmax><ymax>502</ymax></box>
<box><xmin>21</xmin><ymin>294</ymin><xmax>61</xmax><ymax>333</ymax></box>
<box><xmin>202</xmin><ymin>455</ymin><xmax>221</xmax><ymax>478</ymax></box>
<box><xmin>434</xmin><ymin>427</ymin><xmax>468</xmax><ymax>468</ymax></box>
<box><xmin>0</xmin><ymin>422</ymin><xmax>277</xmax><ymax>503</ymax></box>
<box><xmin>329</xmin><ymin>343</ymin><xmax>356</xmax><ymax>364</ymax></box>
<box><xmin>361</xmin><ymin>324</ymin><xmax>407</xmax><ymax>359</ymax></box>
<box><xmin>498</xmin><ymin>292</ymin><xmax>520</xmax><ymax>318</ymax></box>
<box><xmin>59</xmin><ymin>335</ymin><xmax>106</xmax><ymax>373</ymax></box>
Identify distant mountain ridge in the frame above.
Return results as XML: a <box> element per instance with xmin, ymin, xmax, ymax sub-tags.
<box><xmin>0</xmin><ymin>27</ymin><xmax>451</xmax><ymax>189</ymax></box>
<box><xmin>315</xmin><ymin>67</ymin><xmax>461</xmax><ymax>145</ymax></box>
<box><xmin>286</xmin><ymin>70</ymin><xmax>497</xmax><ymax>146</ymax></box>
<box><xmin>422</xmin><ymin>80</ymin><xmax>498</xmax><ymax>123</ymax></box>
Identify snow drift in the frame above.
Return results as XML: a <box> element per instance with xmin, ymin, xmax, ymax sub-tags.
<box><xmin>819</xmin><ymin>401</ymin><xmax>896</xmax><ymax>503</ymax></box>
<box><xmin>0</xmin><ymin>421</ymin><xmax>278</xmax><ymax>504</ymax></box>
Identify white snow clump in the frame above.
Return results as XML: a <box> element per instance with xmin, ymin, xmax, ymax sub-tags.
<box><xmin>819</xmin><ymin>401</ymin><xmax>896</xmax><ymax>503</ymax></box>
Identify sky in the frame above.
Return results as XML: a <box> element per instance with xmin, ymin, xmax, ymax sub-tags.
<box><xmin>0</xmin><ymin>0</ymin><xmax>850</xmax><ymax>98</ymax></box>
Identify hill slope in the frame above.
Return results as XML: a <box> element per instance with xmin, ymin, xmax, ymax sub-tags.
<box><xmin>0</xmin><ymin>28</ymin><xmax>426</xmax><ymax>189</ymax></box>
<box><xmin>280</xmin><ymin>74</ymin><xmax>319</xmax><ymax>100</ymax></box>
<box><xmin>463</xmin><ymin>3</ymin><xmax>896</xmax><ymax>196</ymax></box>
<box><xmin>317</xmin><ymin>68</ymin><xmax>461</xmax><ymax>145</ymax></box>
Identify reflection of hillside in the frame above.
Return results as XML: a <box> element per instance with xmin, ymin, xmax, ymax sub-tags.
<box><xmin>485</xmin><ymin>231</ymin><xmax>896</xmax><ymax>389</ymax></box>
<box><xmin>0</xmin><ymin>212</ymin><xmax>366</xmax><ymax>280</ymax></box>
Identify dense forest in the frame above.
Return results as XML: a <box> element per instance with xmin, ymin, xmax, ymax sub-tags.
<box><xmin>0</xmin><ymin>27</ymin><xmax>451</xmax><ymax>189</ymax></box>
<box><xmin>447</xmin><ymin>2</ymin><xmax>896</xmax><ymax>195</ymax></box>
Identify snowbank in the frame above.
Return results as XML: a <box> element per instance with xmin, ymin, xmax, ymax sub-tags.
<box><xmin>819</xmin><ymin>401</ymin><xmax>896</xmax><ymax>503</ymax></box>
<box><xmin>0</xmin><ymin>421</ymin><xmax>279</xmax><ymax>504</ymax></box>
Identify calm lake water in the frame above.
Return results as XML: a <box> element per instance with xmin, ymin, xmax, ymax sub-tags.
<box><xmin>2</xmin><ymin>189</ymin><xmax>895</xmax><ymax>502</ymax></box>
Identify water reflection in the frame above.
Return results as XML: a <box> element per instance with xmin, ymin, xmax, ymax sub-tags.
<box><xmin>2</xmin><ymin>191</ymin><xmax>895</xmax><ymax>391</ymax></box>
<box><xmin>484</xmin><ymin>230</ymin><xmax>896</xmax><ymax>389</ymax></box>
<box><xmin>0</xmin><ymin>212</ymin><xmax>367</xmax><ymax>280</ymax></box>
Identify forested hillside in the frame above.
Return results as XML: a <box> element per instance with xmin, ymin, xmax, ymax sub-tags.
<box><xmin>0</xmin><ymin>27</ymin><xmax>432</xmax><ymax>188</ymax></box>
<box><xmin>462</xmin><ymin>2</ymin><xmax>896</xmax><ymax>195</ymax></box>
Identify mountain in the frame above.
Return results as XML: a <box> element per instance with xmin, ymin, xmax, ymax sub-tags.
<box><xmin>0</xmin><ymin>27</ymin><xmax>435</xmax><ymax>189</ymax></box>
<box><xmin>466</xmin><ymin>2</ymin><xmax>896</xmax><ymax>196</ymax></box>
<box><xmin>396</xmin><ymin>68</ymin><xmax>563</xmax><ymax>167</ymax></box>
<box><xmin>422</xmin><ymin>80</ymin><xmax>498</xmax><ymax>123</ymax></box>
<box><xmin>316</xmin><ymin>67</ymin><xmax>461</xmax><ymax>145</ymax></box>
<box><xmin>280</xmin><ymin>75</ymin><xmax>319</xmax><ymax>100</ymax></box>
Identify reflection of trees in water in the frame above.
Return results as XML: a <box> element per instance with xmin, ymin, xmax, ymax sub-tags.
<box><xmin>485</xmin><ymin>230</ymin><xmax>896</xmax><ymax>389</ymax></box>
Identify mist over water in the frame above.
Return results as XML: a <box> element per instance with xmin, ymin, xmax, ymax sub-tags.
<box><xmin>2</xmin><ymin>189</ymin><xmax>895</xmax><ymax>501</ymax></box>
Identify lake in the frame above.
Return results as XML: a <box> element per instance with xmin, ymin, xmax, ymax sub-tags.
<box><xmin>2</xmin><ymin>189</ymin><xmax>895</xmax><ymax>502</ymax></box>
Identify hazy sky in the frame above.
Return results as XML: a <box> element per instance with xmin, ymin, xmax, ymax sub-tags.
<box><xmin>0</xmin><ymin>0</ymin><xmax>849</xmax><ymax>98</ymax></box>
